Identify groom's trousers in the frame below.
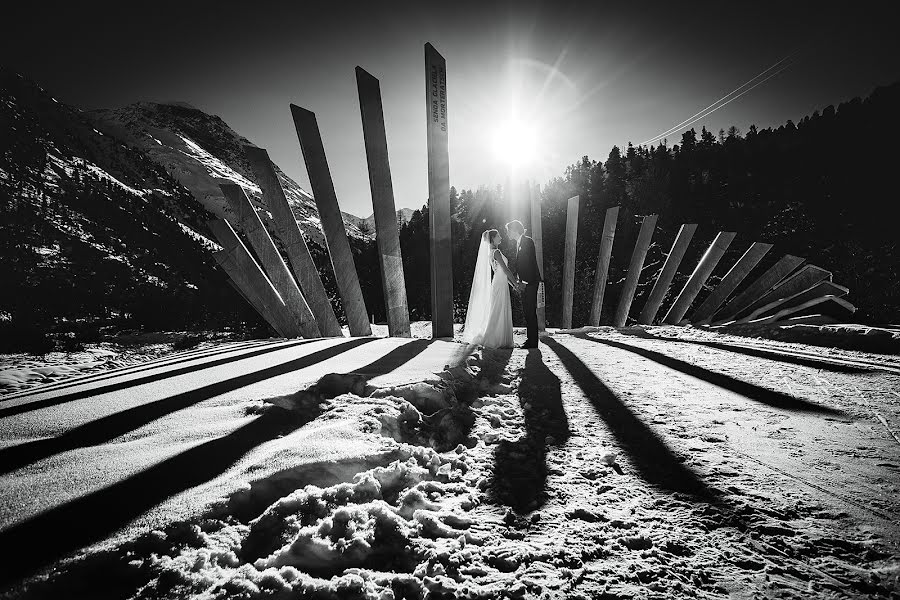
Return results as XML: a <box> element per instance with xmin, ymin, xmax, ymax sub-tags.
<box><xmin>523</xmin><ymin>282</ymin><xmax>539</xmax><ymax>347</ymax></box>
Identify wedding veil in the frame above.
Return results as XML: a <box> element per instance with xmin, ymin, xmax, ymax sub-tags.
<box><xmin>462</xmin><ymin>230</ymin><xmax>492</xmax><ymax>344</ymax></box>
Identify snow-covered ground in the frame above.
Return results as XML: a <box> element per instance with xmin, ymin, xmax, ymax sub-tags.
<box><xmin>0</xmin><ymin>335</ymin><xmax>257</xmax><ymax>395</ymax></box>
<box><xmin>1</xmin><ymin>325</ymin><xmax>898</xmax><ymax>599</ymax></box>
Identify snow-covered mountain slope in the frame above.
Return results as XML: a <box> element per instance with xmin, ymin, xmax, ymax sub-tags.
<box><xmin>343</xmin><ymin>207</ymin><xmax>416</xmax><ymax>234</ymax></box>
<box><xmin>88</xmin><ymin>102</ymin><xmax>371</xmax><ymax>243</ymax></box>
<box><xmin>1</xmin><ymin>67</ymin><xmax>387</xmax><ymax>337</ymax></box>
<box><xmin>0</xmin><ymin>68</ymin><xmax>257</xmax><ymax>332</ymax></box>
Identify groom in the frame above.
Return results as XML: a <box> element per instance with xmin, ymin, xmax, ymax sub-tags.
<box><xmin>506</xmin><ymin>220</ymin><xmax>542</xmax><ymax>349</ymax></box>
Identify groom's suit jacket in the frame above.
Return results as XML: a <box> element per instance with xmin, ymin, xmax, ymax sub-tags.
<box><xmin>514</xmin><ymin>236</ymin><xmax>542</xmax><ymax>284</ymax></box>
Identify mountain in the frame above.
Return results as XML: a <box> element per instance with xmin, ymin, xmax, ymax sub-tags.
<box><xmin>0</xmin><ymin>68</ymin><xmax>391</xmax><ymax>347</ymax></box>
<box><xmin>1</xmin><ymin>66</ymin><xmax>392</xmax><ymax>346</ymax></box>
<box><xmin>87</xmin><ymin>102</ymin><xmax>372</xmax><ymax>244</ymax></box>
<box><xmin>0</xmin><ymin>67</ymin><xmax>264</xmax><ymax>345</ymax></box>
<box><xmin>342</xmin><ymin>207</ymin><xmax>416</xmax><ymax>234</ymax></box>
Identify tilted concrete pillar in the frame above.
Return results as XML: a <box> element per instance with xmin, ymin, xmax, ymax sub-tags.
<box><xmin>220</xmin><ymin>183</ymin><xmax>320</xmax><ymax>338</ymax></box>
<box><xmin>588</xmin><ymin>206</ymin><xmax>619</xmax><ymax>326</ymax></box>
<box><xmin>528</xmin><ymin>182</ymin><xmax>546</xmax><ymax>331</ymax></box>
<box><xmin>737</xmin><ymin>264</ymin><xmax>833</xmax><ymax>320</ymax></box>
<box><xmin>356</xmin><ymin>66</ymin><xmax>411</xmax><ymax>337</ymax></box>
<box><xmin>691</xmin><ymin>242</ymin><xmax>772</xmax><ymax>324</ymax></box>
<box><xmin>758</xmin><ymin>280</ymin><xmax>848</xmax><ymax>318</ymax></box>
<box><xmin>663</xmin><ymin>231</ymin><xmax>736</xmax><ymax>325</ymax></box>
<box><xmin>786</xmin><ymin>295</ymin><xmax>855</xmax><ymax>321</ymax></box>
<box><xmin>425</xmin><ymin>42</ymin><xmax>454</xmax><ymax>338</ymax></box>
<box><xmin>291</xmin><ymin>105</ymin><xmax>371</xmax><ymax>337</ymax></box>
<box><xmin>637</xmin><ymin>223</ymin><xmax>698</xmax><ymax>325</ymax></box>
<box><xmin>736</xmin><ymin>282</ymin><xmax>841</xmax><ymax>324</ymax></box>
<box><xmin>208</xmin><ymin>218</ymin><xmax>300</xmax><ymax>338</ymax></box>
<box><xmin>743</xmin><ymin>295</ymin><xmax>855</xmax><ymax>325</ymax></box>
<box><xmin>613</xmin><ymin>214</ymin><xmax>658</xmax><ymax>327</ymax></box>
<box><xmin>712</xmin><ymin>254</ymin><xmax>805</xmax><ymax>324</ymax></box>
<box><xmin>243</xmin><ymin>145</ymin><xmax>343</xmax><ymax>337</ymax></box>
<box><xmin>561</xmin><ymin>195</ymin><xmax>580</xmax><ymax>329</ymax></box>
<box><xmin>221</xmin><ymin>277</ymin><xmax>273</xmax><ymax>333</ymax></box>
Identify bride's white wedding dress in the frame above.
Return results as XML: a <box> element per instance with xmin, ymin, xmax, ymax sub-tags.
<box><xmin>462</xmin><ymin>232</ymin><xmax>513</xmax><ymax>348</ymax></box>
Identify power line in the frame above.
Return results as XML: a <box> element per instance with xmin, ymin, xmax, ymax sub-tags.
<box><xmin>639</xmin><ymin>52</ymin><xmax>797</xmax><ymax>147</ymax></box>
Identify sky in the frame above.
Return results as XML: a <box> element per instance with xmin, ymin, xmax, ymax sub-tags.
<box><xmin>4</xmin><ymin>1</ymin><xmax>898</xmax><ymax>217</ymax></box>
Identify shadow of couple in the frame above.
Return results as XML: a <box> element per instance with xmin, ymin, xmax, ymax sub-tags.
<box><xmin>491</xmin><ymin>348</ymin><xmax>570</xmax><ymax>511</ymax></box>
<box><xmin>491</xmin><ymin>337</ymin><xmax>726</xmax><ymax>513</ymax></box>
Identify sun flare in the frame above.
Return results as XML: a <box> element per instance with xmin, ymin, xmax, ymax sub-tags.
<box><xmin>491</xmin><ymin>118</ymin><xmax>539</xmax><ymax>165</ymax></box>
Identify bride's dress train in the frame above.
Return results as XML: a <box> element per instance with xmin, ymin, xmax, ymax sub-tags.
<box><xmin>462</xmin><ymin>232</ymin><xmax>513</xmax><ymax>348</ymax></box>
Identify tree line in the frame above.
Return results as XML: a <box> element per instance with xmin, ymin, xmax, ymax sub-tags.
<box><xmin>383</xmin><ymin>80</ymin><xmax>899</xmax><ymax>327</ymax></box>
<box><xmin>3</xmin><ymin>76</ymin><xmax>897</xmax><ymax>352</ymax></box>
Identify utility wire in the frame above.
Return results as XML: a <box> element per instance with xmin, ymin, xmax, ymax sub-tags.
<box><xmin>640</xmin><ymin>52</ymin><xmax>797</xmax><ymax>147</ymax></box>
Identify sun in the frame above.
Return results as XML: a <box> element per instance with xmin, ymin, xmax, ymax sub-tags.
<box><xmin>491</xmin><ymin>118</ymin><xmax>539</xmax><ymax>165</ymax></box>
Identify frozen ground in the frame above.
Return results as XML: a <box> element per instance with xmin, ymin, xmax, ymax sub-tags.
<box><xmin>0</xmin><ymin>325</ymin><xmax>898</xmax><ymax>599</ymax></box>
<box><xmin>0</xmin><ymin>333</ymin><xmax>252</xmax><ymax>395</ymax></box>
<box><xmin>0</xmin><ymin>325</ymin><xmax>436</xmax><ymax>397</ymax></box>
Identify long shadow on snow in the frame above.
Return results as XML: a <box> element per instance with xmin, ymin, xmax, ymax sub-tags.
<box><xmin>0</xmin><ymin>398</ymin><xmax>321</xmax><ymax>592</ymax></box>
<box><xmin>0</xmin><ymin>339</ymin><xmax>371</xmax><ymax>477</ymax></box>
<box><xmin>615</xmin><ymin>329</ymin><xmax>872</xmax><ymax>374</ymax></box>
<box><xmin>351</xmin><ymin>339</ymin><xmax>434</xmax><ymax>379</ymax></box>
<box><xmin>492</xmin><ymin>348</ymin><xmax>570</xmax><ymax>511</ymax></box>
<box><xmin>0</xmin><ymin>337</ymin><xmax>443</xmax><ymax>592</ymax></box>
<box><xmin>0</xmin><ymin>339</ymin><xmax>319</xmax><ymax>418</ymax></box>
<box><xmin>476</xmin><ymin>346</ymin><xmax>516</xmax><ymax>385</ymax></box>
<box><xmin>0</xmin><ymin>338</ymin><xmax>282</xmax><ymax>402</ymax></box>
<box><xmin>578</xmin><ymin>335</ymin><xmax>845</xmax><ymax>416</ymax></box>
<box><xmin>543</xmin><ymin>337</ymin><xmax>719</xmax><ymax>499</ymax></box>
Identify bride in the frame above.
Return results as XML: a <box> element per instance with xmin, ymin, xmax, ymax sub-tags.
<box><xmin>462</xmin><ymin>229</ymin><xmax>515</xmax><ymax>348</ymax></box>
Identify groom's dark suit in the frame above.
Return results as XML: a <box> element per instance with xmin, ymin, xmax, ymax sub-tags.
<box><xmin>513</xmin><ymin>235</ymin><xmax>542</xmax><ymax>348</ymax></box>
